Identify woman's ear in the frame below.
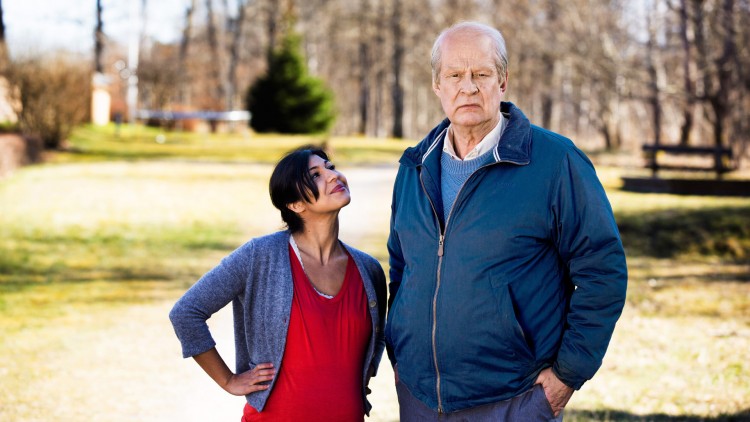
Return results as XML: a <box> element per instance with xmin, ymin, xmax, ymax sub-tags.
<box><xmin>287</xmin><ymin>201</ymin><xmax>306</xmax><ymax>214</ymax></box>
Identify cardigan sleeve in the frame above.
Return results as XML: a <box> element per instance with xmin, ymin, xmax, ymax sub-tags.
<box><xmin>169</xmin><ymin>241</ymin><xmax>252</xmax><ymax>358</ymax></box>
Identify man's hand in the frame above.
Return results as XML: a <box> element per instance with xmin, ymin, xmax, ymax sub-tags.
<box><xmin>223</xmin><ymin>363</ymin><xmax>276</xmax><ymax>396</ymax></box>
<box><xmin>534</xmin><ymin>367</ymin><xmax>574</xmax><ymax>417</ymax></box>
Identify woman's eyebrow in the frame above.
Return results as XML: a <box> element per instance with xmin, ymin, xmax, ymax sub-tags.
<box><xmin>308</xmin><ymin>161</ymin><xmax>330</xmax><ymax>171</ymax></box>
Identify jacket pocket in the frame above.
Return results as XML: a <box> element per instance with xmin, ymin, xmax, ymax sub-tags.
<box><xmin>488</xmin><ymin>275</ymin><xmax>535</xmax><ymax>363</ymax></box>
<box><xmin>384</xmin><ymin>277</ymin><xmax>405</xmax><ymax>348</ymax></box>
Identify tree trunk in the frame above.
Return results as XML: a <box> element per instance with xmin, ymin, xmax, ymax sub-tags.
<box><xmin>391</xmin><ymin>0</ymin><xmax>404</xmax><ymax>139</ymax></box>
<box><xmin>711</xmin><ymin>0</ymin><xmax>736</xmax><ymax>175</ymax></box>
<box><xmin>226</xmin><ymin>0</ymin><xmax>248</xmax><ymax>110</ymax></box>
<box><xmin>0</xmin><ymin>0</ymin><xmax>8</xmax><ymax>70</ymax></box>
<box><xmin>266</xmin><ymin>0</ymin><xmax>280</xmax><ymax>61</ymax></box>
<box><xmin>205</xmin><ymin>0</ymin><xmax>224</xmax><ymax>109</ymax></box>
<box><xmin>358</xmin><ymin>0</ymin><xmax>371</xmax><ymax>135</ymax></box>
<box><xmin>373</xmin><ymin>0</ymin><xmax>385</xmax><ymax>137</ymax></box>
<box><xmin>178</xmin><ymin>0</ymin><xmax>196</xmax><ymax>105</ymax></box>
<box><xmin>540</xmin><ymin>0</ymin><xmax>558</xmax><ymax>130</ymax></box>
<box><xmin>94</xmin><ymin>0</ymin><xmax>105</xmax><ymax>73</ymax></box>
<box><xmin>678</xmin><ymin>0</ymin><xmax>695</xmax><ymax>146</ymax></box>
<box><xmin>646</xmin><ymin>5</ymin><xmax>662</xmax><ymax>146</ymax></box>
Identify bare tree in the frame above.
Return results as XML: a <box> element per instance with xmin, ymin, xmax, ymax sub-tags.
<box><xmin>391</xmin><ymin>0</ymin><xmax>404</xmax><ymax>138</ymax></box>
<box><xmin>94</xmin><ymin>0</ymin><xmax>105</xmax><ymax>73</ymax></box>
<box><xmin>645</xmin><ymin>1</ymin><xmax>663</xmax><ymax>146</ymax></box>
<box><xmin>225</xmin><ymin>0</ymin><xmax>249</xmax><ymax>110</ymax></box>
<box><xmin>205</xmin><ymin>0</ymin><xmax>224</xmax><ymax>109</ymax></box>
<box><xmin>177</xmin><ymin>0</ymin><xmax>197</xmax><ymax>105</ymax></box>
<box><xmin>265</xmin><ymin>0</ymin><xmax>280</xmax><ymax>60</ymax></box>
<box><xmin>0</xmin><ymin>0</ymin><xmax>7</xmax><ymax>71</ymax></box>
<box><xmin>676</xmin><ymin>0</ymin><xmax>696</xmax><ymax>145</ymax></box>
<box><xmin>358</xmin><ymin>0</ymin><xmax>371</xmax><ymax>135</ymax></box>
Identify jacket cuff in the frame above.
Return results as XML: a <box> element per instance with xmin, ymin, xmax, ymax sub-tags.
<box><xmin>552</xmin><ymin>360</ymin><xmax>587</xmax><ymax>390</ymax></box>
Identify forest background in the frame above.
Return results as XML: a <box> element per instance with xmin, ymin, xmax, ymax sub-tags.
<box><xmin>4</xmin><ymin>0</ymin><xmax>749</xmax><ymax>155</ymax></box>
<box><xmin>0</xmin><ymin>0</ymin><xmax>749</xmax><ymax>421</ymax></box>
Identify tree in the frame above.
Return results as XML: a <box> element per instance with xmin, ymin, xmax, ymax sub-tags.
<box><xmin>390</xmin><ymin>0</ymin><xmax>404</xmax><ymax>138</ymax></box>
<box><xmin>0</xmin><ymin>0</ymin><xmax>7</xmax><ymax>71</ymax></box>
<box><xmin>247</xmin><ymin>30</ymin><xmax>335</xmax><ymax>133</ymax></box>
<box><xmin>7</xmin><ymin>56</ymin><xmax>91</xmax><ymax>149</ymax></box>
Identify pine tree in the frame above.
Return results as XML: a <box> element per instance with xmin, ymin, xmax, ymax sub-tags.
<box><xmin>247</xmin><ymin>31</ymin><xmax>335</xmax><ymax>134</ymax></box>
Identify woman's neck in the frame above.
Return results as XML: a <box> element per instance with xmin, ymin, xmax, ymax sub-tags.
<box><xmin>291</xmin><ymin>218</ymin><xmax>342</xmax><ymax>266</ymax></box>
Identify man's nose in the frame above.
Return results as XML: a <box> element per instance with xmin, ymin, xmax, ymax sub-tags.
<box><xmin>459</xmin><ymin>75</ymin><xmax>478</xmax><ymax>93</ymax></box>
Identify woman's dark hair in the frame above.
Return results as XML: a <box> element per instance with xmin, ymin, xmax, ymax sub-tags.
<box><xmin>269</xmin><ymin>146</ymin><xmax>330</xmax><ymax>233</ymax></box>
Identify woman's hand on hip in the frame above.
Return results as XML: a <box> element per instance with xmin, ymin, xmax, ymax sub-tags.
<box><xmin>225</xmin><ymin>363</ymin><xmax>276</xmax><ymax>396</ymax></box>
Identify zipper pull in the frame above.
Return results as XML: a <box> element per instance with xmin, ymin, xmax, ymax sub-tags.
<box><xmin>438</xmin><ymin>235</ymin><xmax>444</xmax><ymax>257</ymax></box>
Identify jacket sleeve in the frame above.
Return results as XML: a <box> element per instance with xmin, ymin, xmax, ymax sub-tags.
<box><xmin>169</xmin><ymin>241</ymin><xmax>251</xmax><ymax>358</ymax></box>
<box><xmin>550</xmin><ymin>151</ymin><xmax>628</xmax><ymax>390</ymax></box>
<box><xmin>385</xmin><ymin>165</ymin><xmax>406</xmax><ymax>365</ymax></box>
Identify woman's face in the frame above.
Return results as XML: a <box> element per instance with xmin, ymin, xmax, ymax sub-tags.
<box><xmin>299</xmin><ymin>154</ymin><xmax>350</xmax><ymax>214</ymax></box>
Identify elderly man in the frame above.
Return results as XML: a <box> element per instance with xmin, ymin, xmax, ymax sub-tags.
<box><xmin>385</xmin><ymin>21</ymin><xmax>627</xmax><ymax>421</ymax></box>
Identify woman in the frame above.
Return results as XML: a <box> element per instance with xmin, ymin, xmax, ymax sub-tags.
<box><xmin>169</xmin><ymin>146</ymin><xmax>387</xmax><ymax>421</ymax></box>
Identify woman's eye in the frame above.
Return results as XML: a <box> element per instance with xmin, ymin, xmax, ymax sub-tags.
<box><xmin>327</xmin><ymin>164</ymin><xmax>336</xmax><ymax>171</ymax></box>
<box><xmin>311</xmin><ymin>172</ymin><xmax>320</xmax><ymax>179</ymax></box>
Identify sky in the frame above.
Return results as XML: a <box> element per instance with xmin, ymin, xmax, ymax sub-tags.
<box><xmin>4</xmin><ymin>0</ymin><xmax>189</xmax><ymax>57</ymax></box>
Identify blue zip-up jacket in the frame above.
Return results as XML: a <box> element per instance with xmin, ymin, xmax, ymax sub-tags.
<box><xmin>385</xmin><ymin>102</ymin><xmax>627</xmax><ymax>413</ymax></box>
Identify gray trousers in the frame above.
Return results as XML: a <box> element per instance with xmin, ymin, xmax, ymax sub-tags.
<box><xmin>396</xmin><ymin>380</ymin><xmax>564</xmax><ymax>422</ymax></box>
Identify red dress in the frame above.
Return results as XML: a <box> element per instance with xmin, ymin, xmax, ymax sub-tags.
<box><xmin>242</xmin><ymin>245</ymin><xmax>372</xmax><ymax>422</ymax></box>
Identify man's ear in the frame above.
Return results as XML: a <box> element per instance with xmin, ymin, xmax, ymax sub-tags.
<box><xmin>432</xmin><ymin>80</ymin><xmax>441</xmax><ymax>96</ymax></box>
<box><xmin>500</xmin><ymin>71</ymin><xmax>509</xmax><ymax>93</ymax></box>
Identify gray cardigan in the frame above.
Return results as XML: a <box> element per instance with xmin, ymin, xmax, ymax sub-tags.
<box><xmin>169</xmin><ymin>230</ymin><xmax>387</xmax><ymax>414</ymax></box>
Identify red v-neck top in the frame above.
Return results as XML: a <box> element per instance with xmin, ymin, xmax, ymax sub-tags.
<box><xmin>242</xmin><ymin>244</ymin><xmax>372</xmax><ymax>422</ymax></box>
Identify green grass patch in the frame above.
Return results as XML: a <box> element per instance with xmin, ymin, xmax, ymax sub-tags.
<box><xmin>51</xmin><ymin>123</ymin><xmax>412</xmax><ymax>165</ymax></box>
<box><xmin>617</xmin><ymin>205</ymin><xmax>750</xmax><ymax>259</ymax></box>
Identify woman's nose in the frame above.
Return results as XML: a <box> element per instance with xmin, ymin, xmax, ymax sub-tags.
<box><xmin>325</xmin><ymin>168</ymin><xmax>339</xmax><ymax>181</ymax></box>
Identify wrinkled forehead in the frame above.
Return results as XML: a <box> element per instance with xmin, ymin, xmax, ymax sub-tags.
<box><xmin>440</xmin><ymin>34</ymin><xmax>496</xmax><ymax>67</ymax></box>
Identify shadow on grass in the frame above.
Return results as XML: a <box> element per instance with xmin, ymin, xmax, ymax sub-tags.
<box><xmin>617</xmin><ymin>206</ymin><xmax>750</xmax><ymax>260</ymax></box>
<box><xmin>0</xmin><ymin>228</ymin><xmax>240</xmax><ymax>299</ymax></box>
<box><xmin>568</xmin><ymin>408</ymin><xmax>750</xmax><ymax>421</ymax></box>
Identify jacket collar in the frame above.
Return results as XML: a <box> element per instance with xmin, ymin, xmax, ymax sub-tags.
<box><xmin>399</xmin><ymin>102</ymin><xmax>532</xmax><ymax>168</ymax></box>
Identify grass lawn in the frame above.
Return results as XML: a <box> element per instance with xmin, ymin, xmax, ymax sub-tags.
<box><xmin>1</xmin><ymin>124</ymin><xmax>749</xmax><ymax>421</ymax></box>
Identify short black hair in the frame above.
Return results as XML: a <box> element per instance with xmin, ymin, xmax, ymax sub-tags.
<box><xmin>269</xmin><ymin>145</ymin><xmax>330</xmax><ymax>233</ymax></box>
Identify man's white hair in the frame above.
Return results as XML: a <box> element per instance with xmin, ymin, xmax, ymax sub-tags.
<box><xmin>431</xmin><ymin>21</ymin><xmax>508</xmax><ymax>85</ymax></box>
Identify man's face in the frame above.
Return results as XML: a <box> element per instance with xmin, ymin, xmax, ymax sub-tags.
<box><xmin>433</xmin><ymin>32</ymin><xmax>507</xmax><ymax>132</ymax></box>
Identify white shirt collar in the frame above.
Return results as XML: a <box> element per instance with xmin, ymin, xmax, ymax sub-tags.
<box><xmin>443</xmin><ymin>115</ymin><xmax>507</xmax><ymax>161</ymax></box>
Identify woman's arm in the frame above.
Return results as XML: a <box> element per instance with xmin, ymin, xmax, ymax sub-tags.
<box><xmin>193</xmin><ymin>347</ymin><xmax>276</xmax><ymax>396</ymax></box>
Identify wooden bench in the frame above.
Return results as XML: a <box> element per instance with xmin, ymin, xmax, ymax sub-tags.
<box><xmin>642</xmin><ymin>143</ymin><xmax>735</xmax><ymax>178</ymax></box>
<box><xmin>135</xmin><ymin>110</ymin><xmax>251</xmax><ymax>133</ymax></box>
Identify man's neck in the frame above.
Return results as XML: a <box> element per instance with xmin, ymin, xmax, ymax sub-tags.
<box><xmin>448</xmin><ymin>116</ymin><xmax>501</xmax><ymax>160</ymax></box>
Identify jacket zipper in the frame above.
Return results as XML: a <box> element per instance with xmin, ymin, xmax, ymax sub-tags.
<box><xmin>419</xmin><ymin>172</ymin><xmax>445</xmax><ymax>413</ymax></box>
<box><xmin>419</xmin><ymin>160</ymin><xmax>499</xmax><ymax>413</ymax></box>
